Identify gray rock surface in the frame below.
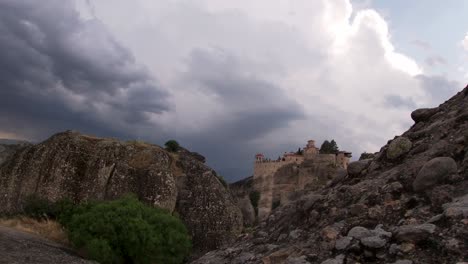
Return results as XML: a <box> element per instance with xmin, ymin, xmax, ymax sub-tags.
<box><xmin>347</xmin><ymin>159</ymin><xmax>371</xmax><ymax>177</ymax></box>
<box><xmin>394</xmin><ymin>224</ymin><xmax>436</xmax><ymax>242</ymax></box>
<box><xmin>443</xmin><ymin>194</ymin><xmax>468</xmax><ymax>218</ymax></box>
<box><xmin>0</xmin><ymin>226</ymin><xmax>93</xmax><ymax>264</ymax></box>
<box><xmin>412</xmin><ymin>157</ymin><xmax>457</xmax><ymax>192</ymax></box>
<box><xmin>0</xmin><ymin>141</ymin><xmax>30</xmax><ymax>166</ymax></box>
<box><xmin>411</xmin><ymin>107</ymin><xmax>438</xmax><ymax>122</ymax></box>
<box><xmin>335</xmin><ymin>236</ymin><xmax>352</xmax><ymax>250</ymax></box>
<box><xmin>360</xmin><ymin>236</ymin><xmax>387</xmax><ymax>249</ymax></box>
<box><xmin>386</xmin><ymin>137</ymin><xmax>412</xmax><ymax>160</ymax></box>
<box><xmin>0</xmin><ymin>131</ymin><xmax>242</xmax><ymax>253</ymax></box>
<box><xmin>347</xmin><ymin>226</ymin><xmax>373</xmax><ymax>239</ymax></box>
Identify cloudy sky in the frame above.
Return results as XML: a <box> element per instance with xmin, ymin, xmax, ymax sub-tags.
<box><xmin>1</xmin><ymin>0</ymin><xmax>466</xmax><ymax>181</ymax></box>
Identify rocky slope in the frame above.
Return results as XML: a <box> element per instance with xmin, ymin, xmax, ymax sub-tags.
<box><xmin>0</xmin><ymin>131</ymin><xmax>242</xmax><ymax>253</ymax></box>
<box><xmin>0</xmin><ymin>140</ymin><xmax>30</xmax><ymax>165</ymax></box>
<box><xmin>193</xmin><ymin>86</ymin><xmax>468</xmax><ymax>264</ymax></box>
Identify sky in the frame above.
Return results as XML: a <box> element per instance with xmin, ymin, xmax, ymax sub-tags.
<box><xmin>0</xmin><ymin>0</ymin><xmax>466</xmax><ymax>182</ymax></box>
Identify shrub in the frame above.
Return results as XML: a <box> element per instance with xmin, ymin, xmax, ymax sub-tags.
<box><xmin>359</xmin><ymin>152</ymin><xmax>375</xmax><ymax>160</ymax></box>
<box><xmin>164</xmin><ymin>140</ymin><xmax>180</xmax><ymax>152</ymax></box>
<box><xmin>22</xmin><ymin>195</ymin><xmax>78</xmax><ymax>223</ymax></box>
<box><xmin>272</xmin><ymin>200</ymin><xmax>281</xmax><ymax>210</ymax></box>
<box><xmin>23</xmin><ymin>194</ymin><xmax>57</xmax><ymax>219</ymax></box>
<box><xmin>64</xmin><ymin>195</ymin><xmax>191</xmax><ymax>264</ymax></box>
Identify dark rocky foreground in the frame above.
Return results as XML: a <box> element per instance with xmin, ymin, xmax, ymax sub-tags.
<box><xmin>192</xmin><ymin>87</ymin><xmax>468</xmax><ymax>263</ymax></box>
<box><xmin>0</xmin><ymin>226</ymin><xmax>92</xmax><ymax>264</ymax></box>
<box><xmin>0</xmin><ymin>132</ymin><xmax>242</xmax><ymax>254</ymax></box>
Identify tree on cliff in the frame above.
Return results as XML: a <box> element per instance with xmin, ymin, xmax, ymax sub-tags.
<box><xmin>164</xmin><ymin>140</ymin><xmax>180</xmax><ymax>152</ymax></box>
<box><xmin>359</xmin><ymin>152</ymin><xmax>375</xmax><ymax>160</ymax></box>
<box><xmin>319</xmin><ymin>140</ymin><xmax>339</xmax><ymax>154</ymax></box>
<box><xmin>295</xmin><ymin>148</ymin><xmax>303</xmax><ymax>155</ymax></box>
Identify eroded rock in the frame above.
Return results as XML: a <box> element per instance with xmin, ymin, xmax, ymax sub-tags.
<box><xmin>387</xmin><ymin>137</ymin><xmax>412</xmax><ymax>160</ymax></box>
<box><xmin>394</xmin><ymin>224</ymin><xmax>436</xmax><ymax>242</ymax></box>
<box><xmin>413</xmin><ymin>157</ymin><xmax>457</xmax><ymax>192</ymax></box>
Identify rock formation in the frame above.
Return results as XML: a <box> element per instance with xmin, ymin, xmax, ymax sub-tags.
<box><xmin>0</xmin><ymin>139</ymin><xmax>30</xmax><ymax>165</ymax></box>
<box><xmin>0</xmin><ymin>131</ymin><xmax>242</xmax><ymax>253</ymax></box>
<box><xmin>230</xmin><ymin>176</ymin><xmax>257</xmax><ymax>227</ymax></box>
<box><xmin>0</xmin><ymin>226</ymin><xmax>92</xmax><ymax>264</ymax></box>
<box><xmin>192</xmin><ymin>86</ymin><xmax>468</xmax><ymax>263</ymax></box>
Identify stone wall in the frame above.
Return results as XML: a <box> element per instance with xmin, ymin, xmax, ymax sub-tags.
<box><xmin>252</xmin><ymin>152</ymin><xmax>349</xmax><ymax>221</ymax></box>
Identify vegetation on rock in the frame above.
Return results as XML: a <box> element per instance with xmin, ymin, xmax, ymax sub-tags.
<box><xmin>319</xmin><ymin>139</ymin><xmax>339</xmax><ymax>154</ymax></box>
<box><xmin>21</xmin><ymin>194</ymin><xmax>192</xmax><ymax>264</ymax></box>
<box><xmin>165</xmin><ymin>140</ymin><xmax>180</xmax><ymax>152</ymax></box>
<box><xmin>63</xmin><ymin>195</ymin><xmax>191</xmax><ymax>264</ymax></box>
<box><xmin>359</xmin><ymin>152</ymin><xmax>375</xmax><ymax>160</ymax></box>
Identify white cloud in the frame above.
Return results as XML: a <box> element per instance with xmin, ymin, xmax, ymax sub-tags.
<box><xmin>70</xmin><ymin>0</ymin><xmax>460</xmax><ymax>179</ymax></box>
<box><xmin>462</xmin><ymin>33</ymin><xmax>468</xmax><ymax>51</ymax></box>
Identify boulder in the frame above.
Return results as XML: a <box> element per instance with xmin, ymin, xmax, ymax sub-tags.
<box><xmin>442</xmin><ymin>194</ymin><xmax>468</xmax><ymax>218</ymax></box>
<box><xmin>347</xmin><ymin>159</ymin><xmax>371</xmax><ymax>177</ymax></box>
<box><xmin>347</xmin><ymin>226</ymin><xmax>372</xmax><ymax>239</ymax></box>
<box><xmin>394</xmin><ymin>224</ymin><xmax>436</xmax><ymax>242</ymax></box>
<box><xmin>387</xmin><ymin>137</ymin><xmax>412</xmax><ymax>160</ymax></box>
<box><xmin>335</xmin><ymin>236</ymin><xmax>352</xmax><ymax>250</ymax></box>
<box><xmin>361</xmin><ymin>236</ymin><xmax>387</xmax><ymax>249</ymax></box>
<box><xmin>411</xmin><ymin>108</ymin><xmax>438</xmax><ymax>122</ymax></box>
<box><xmin>412</xmin><ymin>157</ymin><xmax>457</xmax><ymax>192</ymax></box>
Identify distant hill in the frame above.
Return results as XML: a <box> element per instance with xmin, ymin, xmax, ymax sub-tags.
<box><xmin>0</xmin><ymin>139</ymin><xmax>30</xmax><ymax>145</ymax></box>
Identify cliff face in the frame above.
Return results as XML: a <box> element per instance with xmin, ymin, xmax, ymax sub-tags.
<box><xmin>0</xmin><ymin>140</ymin><xmax>30</xmax><ymax>166</ymax></box>
<box><xmin>232</xmin><ymin>157</ymin><xmax>345</xmax><ymax>225</ymax></box>
<box><xmin>0</xmin><ymin>131</ymin><xmax>242</xmax><ymax>253</ymax></box>
<box><xmin>230</xmin><ymin>176</ymin><xmax>256</xmax><ymax>227</ymax></box>
<box><xmin>193</xmin><ymin>86</ymin><xmax>468</xmax><ymax>264</ymax></box>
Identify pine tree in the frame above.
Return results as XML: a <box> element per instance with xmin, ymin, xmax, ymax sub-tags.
<box><xmin>320</xmin><ymin>139</ymin><xmax>339</xmax><ymax>154</ymax></box>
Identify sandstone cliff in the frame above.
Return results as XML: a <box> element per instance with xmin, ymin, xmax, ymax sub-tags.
<box><xmin>0</xmin><ymin>131</ymin><xmax>242</xmax><ymax>253</ymax></box>
<box><xmin>193</xmin><ymin>86</ymin><xmax>468</xmax><ymax>264</ymax></box>
<box><xmin>231</xmin><ymin>158</ymin><xmax>346</xmax><ymax>226</ymax></box>
<box><xmin>230</xmin><ymin>176</ymin><xmax>257</xmax><ymax>227</ymax></box>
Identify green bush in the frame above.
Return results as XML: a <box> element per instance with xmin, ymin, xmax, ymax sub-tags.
<box><xmin>164</xmin><ymin>140</ymin><xmax>180</xmax><ymax>152</ymax></box>
<box><xmin>23</xmin><ymin>194</ymin><xmax>57</xmax><ymax>219</ymax></box>
<box><xmin>271</xmin><ymin>200</ymin><xmax>281</xmax><ymax>210</ymax></box>
<box><xmin>22</xmin><ymin>194</ymin><xmax>77</xmax><ymax>222</ymax></box>
<box><xmin>64</xmin><ymin>195</ymin><xmax>191</xmax><ymax>264</ymax></box>
<box><xmin>359</xmin><ymin>152</ymin><xmax>375</xmax><ymax>160</ymax></box>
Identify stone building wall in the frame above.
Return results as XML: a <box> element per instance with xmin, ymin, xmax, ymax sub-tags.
<box><xmin>252</xmin><ymin>140</ymin><xmax>351</xmax><ymax>221</ymax></box>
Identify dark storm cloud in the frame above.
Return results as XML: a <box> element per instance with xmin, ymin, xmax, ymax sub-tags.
<box><xmin>184</xmin><ymin>49</ymin><xmax>304</xmax><ymax>137</ymax></box>
<box><xmin>177</xmin><ymin>49</ymin><xmax>305</xmax><ymax>180</ymax></box>
<box><xmin>0</xmin><ymin>0</ymin><xmax>170</xmax><ymax>140</ymax></box>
